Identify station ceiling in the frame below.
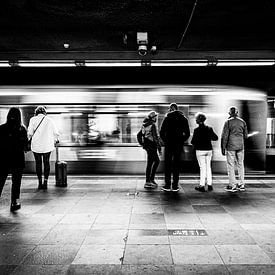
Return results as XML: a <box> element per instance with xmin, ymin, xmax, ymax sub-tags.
<box><xmin>0</xmin><ymin>0</ymin><xmax>274</xmax><ymax>53</ymax></box>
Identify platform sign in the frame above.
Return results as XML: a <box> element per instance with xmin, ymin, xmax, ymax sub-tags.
<box><xmin>168</xmin><ymin>229</ymin><xmax>207</xmax><ymax>236</ymax></box>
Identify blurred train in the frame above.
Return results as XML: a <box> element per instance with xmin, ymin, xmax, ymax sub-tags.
<box><xmin>0</xmin><ymin>85</ymin><xmax>269</xmax><ymax>174</ymax></box>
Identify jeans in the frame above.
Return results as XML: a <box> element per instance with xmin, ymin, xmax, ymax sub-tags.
<box><xmin>226</xmin><ymin>149</ymin><xmax>245</xmax><ymax>187</ymax></box>
<box><xmin>196</xmin><ymin>150</ymin><xmax>213</xmax><ymax>186</ymax></box>
<box><xmin>33</xmin><ymin>152</ymin><xmax>51</xmax><ymax>181</ymax></box>
<box><xmin>145</xmin><ymin>148</ymin><xmax>160</xmax><ymax>182</ymax></box>
<box><xmin>164</xmin><ymin>145</ymin><xmax>182</xmax><ymax>186</ymax></box>
<box><xmin>0</xmin><ymin>168</ymin><xmax>23</xmax><ymax>202</ymax></box>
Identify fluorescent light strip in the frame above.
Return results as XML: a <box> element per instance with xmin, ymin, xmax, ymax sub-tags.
<box><xmin>19</xmin><ymin>61</ymin><xmax>75</xmax><ymax>67</ymax></box>
<box><xmin>151</xmin><ymin>60</ymin><xmax>208</xmax><ymax>66</ymax></box>
<box><xmin>217</xmin><ymin>59</ymin><xmax>275</xmax><ymax>66</ymax></box>
<box><xmin>0</xmin><ymin>62</ymin><xmax>10</xmax><ymax>67</ymax></box>
<box><xmin>0</xmin><ymin>59</ymin><xmax>274</xmax><ymax>67</ymax></box>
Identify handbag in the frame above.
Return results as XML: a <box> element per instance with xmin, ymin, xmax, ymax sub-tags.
<box><xmin>26</xmin><ymin>115</ymin><xmax>46</xmax><ymax>151</ymax></box>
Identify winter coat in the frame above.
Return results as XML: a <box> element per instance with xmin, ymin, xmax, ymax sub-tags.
<box><xmin>191</xmin><ymin>124</ymin><xmax>218</xmax><ymax>150</ymax></box>
<box><xmin>160</xmin><ymin>110</ymin><xmax>190</xmax><ymax>147</ymax></box>
<box><xmin>142</xmin><ymin>117</ymin><xmax>161</xmax><ymax>151</ymax></box>
<box><xmin>0</xmin><ymin>123</ymin><xmax>28</xmax><ymax>169</ymax></box>
<box><xmin>221</xmin><ymin>116</ymin><xmax>248</xmax><ymax>151</ymax></box>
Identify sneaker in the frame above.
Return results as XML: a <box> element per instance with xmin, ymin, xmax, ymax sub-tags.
<box><xmin>161</xmin><ymin>184</ymin><xmax>171</xmax><ymax>192</ymax></box>
<box><xmin>208</xmin><ymin>185</ymin><xmax>213</xmax><ymax>191</ymax></box>
<box><xmin>150</xmin><ymin>180</ymin><xmax>158</xmax><ymax>188</ymax></box>
<box><xmin>144</xmin><ymin>182</ymin><xmax>156</xmax><ymax>189</ymax></box>
<box><xmin>172</xmin><ymin>185</ymin><xmax>180</xmax><ymax>192</ymax></box>
<box><xmin>237</xmin><ymin>184</ymin><xmax>246</xmax><ymax>191</ymax></box>
<box><xmin>195</xmin><ymin>186</ymin><xmax>206</xmax><ymax>192</ymax></box>
<box><xmin>224</xmin><ymin>185</ymin><xmax>238</xmax><ymax>192</ymax></box>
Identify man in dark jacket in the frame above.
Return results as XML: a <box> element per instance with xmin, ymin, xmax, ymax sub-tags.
<box><xmin>160</xmin><ymin>103</ymin><xmax>190</xmax><ymax>192</ymax></box>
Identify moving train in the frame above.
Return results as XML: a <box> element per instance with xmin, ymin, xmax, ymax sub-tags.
<box><xmin>0</xmin><ymin>85</ymin><xmax>269</xmax><ymax>174</ymax></box>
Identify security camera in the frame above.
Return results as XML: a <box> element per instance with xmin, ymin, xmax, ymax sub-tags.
<box><xmin>137</xmin><ymin>32</ymin><xmax>148</xmax><ymax>56</ymax></box>
<box><xmin>138</xmin><ymin>45</ymin><xmax>147</xmax><ymax>56</ymax></box>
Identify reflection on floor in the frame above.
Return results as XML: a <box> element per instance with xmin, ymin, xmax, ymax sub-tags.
<box><xmin>0</xmin><ymin>176</ymin><xmax>275</xmax><ymax>275</ymax></box>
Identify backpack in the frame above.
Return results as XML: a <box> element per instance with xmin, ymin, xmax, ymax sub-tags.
<box><xmin>137</xmin><ymin>128</ymin><xmax>144</xmax><ymax>146</ymax></box>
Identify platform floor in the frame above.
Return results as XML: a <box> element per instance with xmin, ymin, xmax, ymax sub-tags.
<box><xmin>0</xmin><ymin>175</ymin><xmax>275</xmax><ymax>275</ymax></box>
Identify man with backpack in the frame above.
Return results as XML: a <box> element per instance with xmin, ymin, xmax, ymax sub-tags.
<box><xmin>137</xmin><ymin>111</ymin><xmax>161</xmax><ymax>189</ymax></box>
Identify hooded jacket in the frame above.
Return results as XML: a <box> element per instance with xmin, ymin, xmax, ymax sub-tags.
<box><xmin>142</xmin><ymin>117</ymin><xmax>161</xmax><ymax>151</ymax></box>
<box><xmin>160</xmin><ymin>110</ymin><xmax>190</xmax><ymax>146</ymax></box>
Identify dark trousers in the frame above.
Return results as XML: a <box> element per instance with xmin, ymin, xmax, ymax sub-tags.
<box><xmin>145</xmin><ymin>148</ymin><xmax>160</xmax><ymax>182</ymax></box>
<box><xmin>164</xmin><ymin>146</ymin><xmax>182</xmax><ymax>186</ymax></box>
<box><xmin>0</xmin><ymin>168</ymin><xmax>23</xmax><ymax>202</ymax></box>
<box><xmin>33</xmin><ymin>152</ymin><xmax>51</xmax><ymax>181</ymax></box>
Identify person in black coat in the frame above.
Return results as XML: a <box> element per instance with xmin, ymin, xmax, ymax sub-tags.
<box><xmin>160</xmin><ymin>103</ymin><xmax>190</xmax><ymax>192</ymax></box>
<box><xmin>0</xmin><ymin>107</ymin><xmax>28</xmax><ymax>211</ymax></box>
<box><xmin>191</xmin><ymin>112</ymin><xmax>218</xmax><ymax>192</ymax></box>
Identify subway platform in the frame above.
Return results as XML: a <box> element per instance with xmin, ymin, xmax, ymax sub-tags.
<box><xmin>0</xmin><ymin>175</ymin><xmax>275</xmax><ymax>275</ymax></box>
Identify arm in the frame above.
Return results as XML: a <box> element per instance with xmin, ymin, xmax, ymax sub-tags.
<box><xmin>27</xmin><ymin>117</ymin><xmax>34</xmax><ymax>139</ymax></box>
<box><xmin>191</xmin><ymin>128</ymin><xmax>197</xmax><ymax>146</ymax></box>
<box><xmin>221</xmin><ymin>121</ymin><xmax>229</xmax><ymax>155</ymax></box>
<box><xmin>183</xmin><ymin>117</ymin><xmax>190</xmax><ymax>142</ymax></box>
<box><xmin>160</xmin><ymin>116</ymin><xmax>168</xmax><ymax>144</ymax></box>
<box><xmin>210</xmin><ymin>127</ymin><xmax>218</xmax><ymax>141</ymax></box>
<box><xmin>243</xmin><ymin>121</ymin><xmax>248</xmax><ymax>140</ymax></box>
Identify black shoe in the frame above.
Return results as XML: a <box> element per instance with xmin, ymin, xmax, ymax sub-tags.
<box><xmin>161</xmin><ymin>184</ymin><xmax>171</xmax><ymax>192</ymax></box>
<box><xmin>195</xmin><ymin>186</ymin><xmax>206</xmax><ymax>192</ymax></box>
<box><xmin>38</xmin><ymin>179</ymin><xmax>43</xmax><ymax>190</ymax></box>
<box><xmin>10</xmin><ymin>201</ymin><xmax>21</xmax><ymax>212</ymax></box>
<box><xmin>208</xmin><ymin>185</ymin><xmax>213</xmax><ymax>191</ymax></box>
<box><xmin>42</xmin><ymin>179</ymin><xmax>48</xmax><ymax>190</ymax></box>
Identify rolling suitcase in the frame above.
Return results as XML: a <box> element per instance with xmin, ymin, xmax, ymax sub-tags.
<box><xmin>55</xmin><ymin>144</ymin><xmax>67</xmax><ymax>187</ymax></box>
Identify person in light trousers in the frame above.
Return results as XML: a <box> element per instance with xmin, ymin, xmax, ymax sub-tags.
<box><xmin>221</xmin><ymin>106</ymin><xmax>248</xmax><ymax>192</ymax></box>
<box><xmin>191</xmin><ymin>112</ymin><xmax>218</xmax><ymax>192</ymax></box>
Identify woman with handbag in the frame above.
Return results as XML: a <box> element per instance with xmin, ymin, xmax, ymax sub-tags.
<box><xmin>0</xmin><ymin>107</ymin><xmax>28</xmax><ymax>211</ymax></box>
<box><xmin>27</xmin><ymin>106</ymin><xmax>59</xmax><ymax>190</ymax></box>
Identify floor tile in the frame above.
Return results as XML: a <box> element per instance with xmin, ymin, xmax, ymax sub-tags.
<box><xmin>122</xmin><ymin>265</ymin><xmax>175</xmax><ymax>275</ymax></box>
<box><xmin>0</xmin><ymin>245</ymin><xmax>35</xmax><ymax>265</ymax></box>
<box><xmin>226</xmin><ymin>264</ymin><xmax>275</xmax><ymax>275</ymax></box>
<box><xmin>67</xmin><ymin>264</ymin><xmax>122</xmax><ymax>275</ymax></box>
<box><xmin>123</xmin><ymin>244</ymin><xmax>172</xmax><ymax>265</ymax></box>
<box><xmin>174</xmin><ymin>264</ymin><xmax>229</xmax><ymax>275</ymax></box>
<box><xmin>171</xmin><ymin>245</ymin><xmax>223</xmax><ymax>264</ymax></box>
<box><xmin>215</xmin><ymin>245</ymin><xmax>273</xmax><ymax>264</ymax></box>
<box><xmin>12</xmin><ymin>265</ymin><xmax>69</xmax><ymax>275</ymax></box>
<box><xmin>83</xmin><ymin>229</ymin><xmax>128</xmax><ymax>245</ymax></box>
<box><xmin>207</xmin><ymin>230</ymin><xmax>256</xmax><ymax>245</ymax></box>
<box><xmin>72</xmin><ymin>245</ymin><xmax>124</xmax><ymax>264</ymax></box>
<box><xmin>22</xmin><ymin>245</ymin><xmax>80</xmax><ymax>265</ymax></box>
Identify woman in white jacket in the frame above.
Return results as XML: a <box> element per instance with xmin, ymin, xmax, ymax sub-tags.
<box><xmin>28</xmin><ymin>106</ymin><xmax>59</xmax><ymax>189</ymax></box>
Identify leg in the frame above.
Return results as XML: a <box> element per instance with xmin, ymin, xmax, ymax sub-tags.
<box><xmin>43</xmin><ymin>152</ymin><xmax>51</xmax><ymax>180</ymax></box>
<box><xmin>172</xmin><ymin>146</ymin><xmax>182</xmax><ymax>187</ymax></box>
<box><xmin>196</xmin><ymin>150</ymin><xmax>206</xmax><ymax>187</ymax></box>
<box><xmin>164</xmin><ymin>147</ymin><xmax>173</xmax><ymax>186</ymax></box>
<box><xmin>150</xmin><ymin>150</ymin><xmax>160</xmax><ymax>181</ymax></box>
<box><xmin>0</xmin><ymin>170</ymin><xmax>9</xmax><ymax>197</ymax></box>
<box><xmin>235</xmin><ymin>149</ymin><xmax>245</xmax><ymax>185</ymax></box>
<box><xmin>145</xmin><ymin>149</ymin><xmax>154</xmax><ymax>182</ymax></box>
<box><xmin>11</xmin><ymin>168</ymin><xmax>23</xmax><ymax>202</ymax></box>
<box><xmin>226</xmin><ymin>150</ymin><xmax>237</xmax><ymax>187</ymax></box>
<box><xmin>33</xmin><ymin>152</ymin><xmax>43</xmax><ymax>186</ymax></box>
<box><xmin>205</xmin><ymin>150</ymin><xmax>213</xmax><ymax>186</ymax></box>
